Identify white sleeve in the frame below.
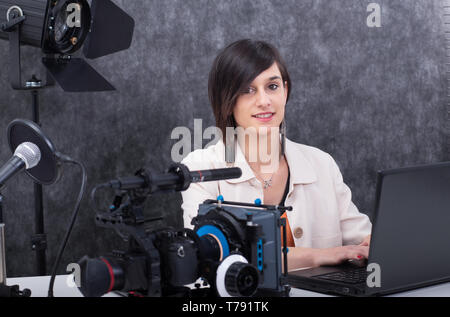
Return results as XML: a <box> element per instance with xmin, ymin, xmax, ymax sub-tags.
<box><xmin>329</xmin><ymin>155</ymin><xmax>372</xmax><ymax>245</ymax></box>
<box><xmin>180</xmin><ymin>155</ymin><xmax>219</xmax><ymax>229</ymax></box>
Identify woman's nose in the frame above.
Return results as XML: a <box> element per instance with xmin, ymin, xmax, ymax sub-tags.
<box><xmin>255</xmin><ymin>90</ymin><xmax>271</xmax><ymax>108</ymax></box>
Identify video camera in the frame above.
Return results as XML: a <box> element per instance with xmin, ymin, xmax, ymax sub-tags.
<box><xmin>77</xmin><ymin>164</ymin><xmax>291</xmax><ymax>297</ymax></box>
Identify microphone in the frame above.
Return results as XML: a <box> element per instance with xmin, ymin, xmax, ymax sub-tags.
<box><xmin>0</xmin><ymin>142</ymin><xmax>41</xmax><ymax>190</ymax></box>
<box><xmin>189</xmin><ymin>168</ymin><xmax>242</xmax><ymax>183</ymax></box>
<box><xmin>107</xmin><ymin>164</ymin><xmax>242</xmax><ymax>193</ymax></box>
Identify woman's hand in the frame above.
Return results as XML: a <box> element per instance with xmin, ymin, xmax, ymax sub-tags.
<box><xmin>359</xmin><ymin>234</ymin><xmax>371</xmax><ymax>247</ymax></box>
<box><xmin>284</xmin><ymin>238</ymin><xmax>372</xmax><ymax>271</ymax></box>
<box><xmin>312</xmin><ymin>245</ymin><xmax>369</xmax><ymax>267</ymax></box>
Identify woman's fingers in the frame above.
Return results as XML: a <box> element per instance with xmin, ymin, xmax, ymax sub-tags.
<box><xmin>340</xmin><ymin>245</ymin><xmax>368</xmax><ymax>260</ymax></box>
<box><xmin>347</xmin><ymin>245</ymin><xmax>369</xmax><ymax>259</ymax></box>
<box><xmin>359</xmin><ymin>235</ymin><xmax>371</xmax><ymax>247</ymax></box>
<box><xmin>314</xmin><ymin>245</ymin><xmax>370</xmax><ymax>267</ymax></box>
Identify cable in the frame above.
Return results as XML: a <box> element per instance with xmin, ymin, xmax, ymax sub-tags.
<box><xmin>90</xmin><ymin>182</ymin><xmax>110</xmax><ymax>214</ymax></box>
<box><xmin>47</xmin><ymin>153</ymin><xmax>87</xmax><ymax>297</ymax></box>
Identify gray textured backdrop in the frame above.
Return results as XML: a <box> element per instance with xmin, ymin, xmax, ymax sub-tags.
<box><xmin>0</xmin><ymin>0</ymin><xmax>448</xmax><ymax>277</ymax></box>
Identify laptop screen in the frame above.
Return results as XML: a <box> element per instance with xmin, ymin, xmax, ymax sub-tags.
<box><xmin>367</xmin><ymin>162</ymin><xmax>450</xmax><ymax>294</ymax></box>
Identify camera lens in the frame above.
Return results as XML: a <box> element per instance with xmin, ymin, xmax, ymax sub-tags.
<box><xmin>77</xmin><ymin>256</ymin><xmax>124</xmax><ymax>297</ymax></box>
<box><xmin>224</xmin><ymin>262</ymin><xmax>259</xmax><ymax>297</ymax></box>
<box><xmin>198</xmin><ymin>234</ymin><xmax>222</xmax><ymax>261</ymax></box>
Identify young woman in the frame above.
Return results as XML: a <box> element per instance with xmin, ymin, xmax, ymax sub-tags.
<box><xmin>181</xmin><ymin>39</ymin><xmax>371</xmax><ymax>271</ymax></box>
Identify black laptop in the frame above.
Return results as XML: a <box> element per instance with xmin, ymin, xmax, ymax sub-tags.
<box><xmin>285</xmin><ymin>162</ymin><xmax>450</xmax><ymax>297</ymax></box>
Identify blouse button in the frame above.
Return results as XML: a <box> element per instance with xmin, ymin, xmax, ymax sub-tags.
<box><xmin>293</xmin><ymin>227</ymin><xmax>304</xmax><ymax>239</ymax></box>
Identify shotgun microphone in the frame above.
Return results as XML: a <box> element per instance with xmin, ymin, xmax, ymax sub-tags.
<box><xmin>107</xmin><ymin>164</ymin><xmax>242</xmax><ymax>193</ymax></box>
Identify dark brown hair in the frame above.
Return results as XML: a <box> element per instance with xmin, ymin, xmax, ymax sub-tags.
<box><xmin>208</xmin><ymin>39</ymin><xmax>292</xmax><ymax>141</ymax></box>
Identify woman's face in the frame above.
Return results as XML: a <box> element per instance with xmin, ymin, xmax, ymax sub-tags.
<box><xmin>233</xmin><ymin>63</ymin><xmax>288</xmax><ymax>134</ymax></box>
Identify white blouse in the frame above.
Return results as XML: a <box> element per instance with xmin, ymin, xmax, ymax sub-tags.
<box><xmin>181</xmin><ymin>138</ymin><xmax>372</xmax><ymax>249</ymax></box>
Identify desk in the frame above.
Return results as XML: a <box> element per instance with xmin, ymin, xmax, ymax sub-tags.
<box><xmin>5</xmin><ymin>275</ymin><xmax>119</xmax><ymax>297</ymax></box>
<box><xmin>5</xmin><ymin>275</ymin><xmax>450</xmax><ymax>297</ymax></box>
<box><xmin>289</xmin><ymin>282</ymin><xmax>450</xmax><ymax>297</ymax></box>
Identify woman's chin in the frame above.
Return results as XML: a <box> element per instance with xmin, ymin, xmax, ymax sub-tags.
<box><xmin>256</xmin><ymin>125</ymin><xmax>281</xmax><ymax>135</ymax></box>
<box><xmin>236</xmin><ymin>123</ymin><xmax>282</xmax><ymax>137</ymax></box>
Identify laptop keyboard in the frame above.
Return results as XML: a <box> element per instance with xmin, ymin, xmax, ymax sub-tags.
<box><xmin>315</xmin><ymin>267</ymin><xmax>368</xmax><ymax>284</ymax></box>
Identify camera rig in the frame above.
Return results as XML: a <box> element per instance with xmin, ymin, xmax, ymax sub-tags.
<box><xmin>78</xmin><ymin>164</ymin><xmax>292</xmax><ymax>297</ymax></box>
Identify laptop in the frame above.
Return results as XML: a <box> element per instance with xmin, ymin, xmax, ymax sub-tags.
<box><xmin>285</xmin><ymin>162</ymin><xmax>450</xmax><ymax>296</ymax></box>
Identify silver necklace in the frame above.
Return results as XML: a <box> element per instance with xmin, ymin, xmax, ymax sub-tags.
<box><xmin>252</xmin><ymin>156</ymin><xmax>284</xmax><ymax>190</ymax></box>
<box><xmin>262</xmin><ymin>175</ymin><xmax>274</xmax><ymax>189</ymax></box>
<box><xmin>255</xmin><ymin>171</ymin><xmax>275</xmax><ymax>189</ymax></box>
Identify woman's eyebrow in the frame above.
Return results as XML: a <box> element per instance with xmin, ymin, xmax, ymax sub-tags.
<box><xmin>251</xmin><ymin>76</ymin><xmax>282</xmax><ymax>85</ymax></box>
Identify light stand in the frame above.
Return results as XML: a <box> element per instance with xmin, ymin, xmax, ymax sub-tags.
<box><xmin>29</xmin><ymin>79</ymin><xmax>49</xmax><ymax>276</ymax></box>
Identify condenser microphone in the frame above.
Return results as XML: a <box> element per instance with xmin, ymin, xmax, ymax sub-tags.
<box><xmin>0</xmin><ymin>142</ymin><xmax>41</xmax><ymax>190</ymax></box>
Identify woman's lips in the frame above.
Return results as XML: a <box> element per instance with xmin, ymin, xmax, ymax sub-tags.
<box><xmin>252</xmin><ymin>112</ymin><xmax>275</xmax><ymax>122</ymax></box>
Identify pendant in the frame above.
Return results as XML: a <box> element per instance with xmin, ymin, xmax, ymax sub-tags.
<box><xmin>263</xmin><ymin>179</ymin><xmax>273</xmax><ymax>189</ymax></box>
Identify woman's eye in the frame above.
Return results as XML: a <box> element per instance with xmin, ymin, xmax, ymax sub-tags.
<box><xmin>241</xmin><ymin>84</ymin><xmax>279</xmax><ymax>94</ymax></box>
<box><xmin>269</xmin><ymin>84</ymin><xmax>279</xmax><ymax>90</ymax></box>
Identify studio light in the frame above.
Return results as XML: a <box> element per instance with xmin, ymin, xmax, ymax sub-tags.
<box><xmin>0</xmin><ymin>0</ymin><xmax>135</xmax><ymax>92</ymax></box>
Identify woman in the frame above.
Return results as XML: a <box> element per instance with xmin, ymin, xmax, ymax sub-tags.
<box><xmin>181</xmin><ymin>39</ymin><xmax>371</xmax><ymax>271</ymax></box>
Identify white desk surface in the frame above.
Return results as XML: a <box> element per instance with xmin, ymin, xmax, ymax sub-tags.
<box><xmin>5</xmin><ymin>275</ymin><xmax>450</xmax><ymax>297</ymax></box>
<box><xmin>6</xmin><ymin>275</ymin><xmax>119</xmax><ymax>297</ymax></box>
